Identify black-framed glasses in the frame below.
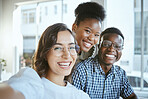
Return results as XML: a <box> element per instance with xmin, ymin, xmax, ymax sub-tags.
<box><xmin>101</xmin><ymin>40</ymin><xmax>124</xmax><ymax>51</ymax></box>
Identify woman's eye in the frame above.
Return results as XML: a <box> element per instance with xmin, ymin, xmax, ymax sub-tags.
<box><xmin>95</xmin><ymin>34</ymin><xmax>100</xmax><ymax>37</ymax></box>
<box><xmin>69</xmin><ymin>46</ymin><xmax>76</xmax><ymax>50</ymax></box>
<box><xmin>85</xmin><ymin>30</ymin><xmax>91</xmax><ymax>34</ymax></box>
<box><xmin>54</xmin><ymin>47</ymin><xmax>62</xmax><ymax>51</ymax></box>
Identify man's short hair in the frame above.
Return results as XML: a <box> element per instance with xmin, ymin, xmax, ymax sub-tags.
<box><xmin>101</xmin><ymin>27</ymin><xmax>124</xmax><ymax>40</ymax></box>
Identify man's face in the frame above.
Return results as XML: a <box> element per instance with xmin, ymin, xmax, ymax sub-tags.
<box><xmin>98</xmin><ymin>33</ymin><xmax>124</xmax><ymax>66</ymax></box>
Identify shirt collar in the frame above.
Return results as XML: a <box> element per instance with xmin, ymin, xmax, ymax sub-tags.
<box><xmin>93</xmin><ymin>55</ymin><xmax>117</xmax><ymax>76</ymax></box>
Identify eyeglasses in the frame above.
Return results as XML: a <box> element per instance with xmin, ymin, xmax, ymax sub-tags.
<box><xmin>51</xmin><ymin>45</ymin><xmax>77</xmax><ymax>56</ymax></box>
<box><xmin>101</xmin><ymin>40</ymin><xmax>123</xmax><ymax>51</ymax></box>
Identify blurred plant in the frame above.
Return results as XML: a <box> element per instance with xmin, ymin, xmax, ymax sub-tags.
<box><xmin>0</xmin><ymin>58</ymin><xmax>7</xmax><ymax>66</ymax></box>
<box><xmin>20</xmin><ymin>56</ymin><xmax>26</xmax><ymax>67</ymax></box>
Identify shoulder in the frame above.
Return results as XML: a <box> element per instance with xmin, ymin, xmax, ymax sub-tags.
<box><xmin>7</xmin><ymin>67</ymin><xmax>41</xmax><ymax>82</ymax></box>
<box><xmin>6</xmin><ymin>67</ymin><xmax>44</xmax><ymax>99</ymax></box>
<box><xmin>114</xmin><ymin>65</ymin><xmax>126</xmax><ymax>74</ymax></box>
<box><xmin>67</xmin><ymin>82</ymin><xmax>90</xmax><ymax>99</ymax></box>
<box><xmin>73</xmin><ymin>57</ymin><xmax>94</xmax><ymax>76</ymax></box>
<box><xmin>114</xmin><ymin>65</ymin><xmax>128</xmax><ymax>79</ymax></box>
<box><xmin>76</xmin><ymin>56</ymin><xmax>97</xmax><ymax>68</ymax></box>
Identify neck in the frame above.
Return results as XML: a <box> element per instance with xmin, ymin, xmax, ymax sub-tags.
<box><xmin>100</xmin><ymin>63</ymin><xmax>112</xmax><ymax>75</ymax></box>
<box><xmin>46</xmin><ymin>73</ymin><xmax>66</xmax><ymax>86</ymax></box>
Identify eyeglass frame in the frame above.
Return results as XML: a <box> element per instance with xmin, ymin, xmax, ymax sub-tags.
<box><xmin>50</xmin><ymin>43</ymin><xmax>79</xmax><ymax>56</ymax></box>
<box><xmin>100</xmin><ymin>40</ymin><xmax>124</xmax><ymax>51</ymax></box>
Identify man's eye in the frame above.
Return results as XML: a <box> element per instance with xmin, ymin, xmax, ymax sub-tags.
<box><xmin>103</xmin><ymin>43</ymin><xmax>110</xmax><ymax>47</ymax></box>
<box><xmin>115</xmin><ymin>45</ymin><xmax>122</xmax><ymax>49</ymax></box>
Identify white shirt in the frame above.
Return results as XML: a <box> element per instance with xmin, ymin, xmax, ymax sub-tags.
<box><xmin>5</xmin><ymin>67</ymin><xmax>90</xmax><ymax>99</ymax></box>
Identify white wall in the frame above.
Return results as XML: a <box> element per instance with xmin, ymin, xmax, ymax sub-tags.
<box><xmin>0</xmin><ymin>0</ymin><xmax>36</xmax><ymax>73</ymax></box>
<box><xmin>105</xmin><ymin>0</ymin><xmax>134</xmax><ymax>72</ymax></box>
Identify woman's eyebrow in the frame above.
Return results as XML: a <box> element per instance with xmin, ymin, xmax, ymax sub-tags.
<box><xmin>55</xmin><ymin>43</ymin><xmax>75</xmax><ymax>45</ymax></box>
<box><xmin>85</xmin><ymin>27</ymin><xmax>101</xmax><ymax>34</ymax></box>
<box><xmin>69</xmin><ymin>43</ymin><xmax>75</xmax><ymax>45</ymax></box>
<box><xmin>54</xmin><ymin>43</ymin><xmax>62</xmax><ymax>45</ymax></box>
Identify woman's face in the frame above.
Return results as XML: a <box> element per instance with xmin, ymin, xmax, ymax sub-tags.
<box><xmin>46</xmin><ymin>30</ymin><xmax>77</xmax><ymax>77</ymax></box>
<box><xmin>72</xmin><ymin>18</ymin><xmax>101</xmax><ymax>52</ymax></box>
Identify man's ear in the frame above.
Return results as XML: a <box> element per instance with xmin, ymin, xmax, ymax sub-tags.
<box><xmin>72</xmin><ymin>23</ymin><xmax>77</xmax><ymax>32</ymax></box>
<box><xmin>98</xmin><ymin>39</ymin><xmax>102</xmax><ymax>49</ymax></box>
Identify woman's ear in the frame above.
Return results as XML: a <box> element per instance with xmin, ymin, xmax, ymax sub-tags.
<box><xmin>72</xmin><ymin>23</ymin><xmax>77</xmax><ymax>32</ymax></box>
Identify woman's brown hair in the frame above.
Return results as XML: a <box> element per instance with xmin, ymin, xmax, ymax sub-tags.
<box><xmin>33</xmin><ymin>23</ymin><xmax>73</xmax><ymax>77</ymax></box>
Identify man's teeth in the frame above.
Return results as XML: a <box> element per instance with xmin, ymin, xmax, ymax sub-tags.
<box><xmin>106</xmin><ymin>54</ymin><xmax>115</xmax><ymax>58</ymax></box>
<box><xmin>59</xmin><ymin>63</ymin><xmax>70</xmax><ymax>66</ymax></box>
<box><xmin>84</xmin><ymin>42</ymin><xmax>91</xmax><ymax>47</ymax></box>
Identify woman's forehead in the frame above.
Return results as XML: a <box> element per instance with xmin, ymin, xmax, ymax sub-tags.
<box><xmin>56</xmin><ymin>30</ymin><xmax>75</xmax><ymax>43</ymax></box>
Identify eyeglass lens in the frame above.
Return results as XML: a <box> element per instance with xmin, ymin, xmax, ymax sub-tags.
<box><xmin>102</xmin><ymin>40</ymin><xmax>123</xmax><ymax>50</ymax></box>
<box><xmin>52</xmin><ymin>45</ymin><xmax>77</xmax><ymax>56</ymax></box>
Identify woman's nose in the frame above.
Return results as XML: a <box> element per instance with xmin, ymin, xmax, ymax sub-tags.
<box><xmin>88</xmin><ymin>34</ymin><xmax>95</xmax><ymax>41</ymax></box>
<box><xmin>62</xmin><ymin>48</ymin><xmax>71</xmax><ymax>58</ymax></box>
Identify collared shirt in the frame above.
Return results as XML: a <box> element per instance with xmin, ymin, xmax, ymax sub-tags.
<box><xmin>72</xmin><ymin>55</ymin><xmax>134</xmax><ymax>99</ymax></box>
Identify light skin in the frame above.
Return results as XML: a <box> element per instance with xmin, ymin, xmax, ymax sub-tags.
<box><xmin>46</xmin><ymin>30</ymin><xmax>77</xmax><ymax>86</ymax></box>
<box><xmin>72</xmin><ymin>18</ymin><xmax>101</xmax><ymax>52</ymax></box>
<box><xmin>0</xmin><ymin>30</ymin><xmax>77</xmax><ymax>99</ymax></box>
<box><xmin>98</xmin><ymin>33</ymin><xmax>137</xmax><ymax>99</ymax></box>
<box><xmin>0</xmin><ymin>83</ymin><xmax>25</xmax><ymax>99</ymax></box>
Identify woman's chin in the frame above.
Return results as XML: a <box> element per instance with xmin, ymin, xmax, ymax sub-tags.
<box><xmin>81</xmin><ymin>47</ymin><xmax>91</xmax><ymax>52</ymax></box>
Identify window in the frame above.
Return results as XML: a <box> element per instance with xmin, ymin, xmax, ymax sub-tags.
<box><xmin>22</xmin><ymin>13</ymin><xmax>27</xmax><ymax>24</ymax></box>
<box><xmin>45</xmin><ymin>6</ymin><xmax>48</xmax><ymax>16</ymax></box>
<box><xmin>29</xmin><ymin>12</ymin><xmax>35</xmax><ymax>23</ymax></box>
<box><xmin>63</xmin><ymin>4</ymin><xmax>67</xmax><ymax>13</ymax></box>
<box><xmin>128</xmin><ymin>75</ymin><xmax>148</xmax><ymax>87</ymax></box>
<box><xmin>134</xmin><ymin>2</ymin><xmax>148</xmax><ymax>55</ymax></box>
<box><xmin>54</xmin><ymin>5</ymin><xmax>57</xmax><ymax>14</ymax></box>
<box><xmin>21</xmin><ymin>9</ymin><xmax>36</xmax><ymax>24</ymax></box>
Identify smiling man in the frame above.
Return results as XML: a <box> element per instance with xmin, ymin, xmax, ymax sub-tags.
<box><xmin>72</xmin><ymin>27</ymin><xmax>138</xmax><ymax>99</ymax></box>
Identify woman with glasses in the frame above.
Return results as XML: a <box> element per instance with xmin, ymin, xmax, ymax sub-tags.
<box><xmin>0</xmin><ymin>23</ymin><xmax>90</xmax><ymax>99</ymax></box>
<box><xmin>72</xmin><ymin>27</ymin><xmax>138</xmax><ymax>99</ymax></box>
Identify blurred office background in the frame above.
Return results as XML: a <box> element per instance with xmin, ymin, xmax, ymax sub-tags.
<box><xmin>0</xmin><ymin>0</ymin><xmax>148</xmax><ymax>98</ymax></box>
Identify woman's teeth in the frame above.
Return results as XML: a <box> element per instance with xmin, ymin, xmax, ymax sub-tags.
<box><xmin>58</xmin><ymin>63</ymin><xmax>70</xmax><ymax>67</ymax></box>
<box><xmin>84</xmin><ymin>42</ymin><xmax>91</xmax><ymax>47</ymax></box>
<box><xmin>106</xmin><ymin>54</ymin><xmax>115</xmax><ymax>58</ymax></box>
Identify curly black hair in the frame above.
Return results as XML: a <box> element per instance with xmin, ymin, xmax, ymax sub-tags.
<box><xmin>74</xmin><ymin>2</ymin><xmax>106</xmax><ymax>25</ymax></box>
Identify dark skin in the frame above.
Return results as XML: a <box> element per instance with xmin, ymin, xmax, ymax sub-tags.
<box><xmin>98</xmin><ymin>33</ymin><xmax>123</xmax><ymax>74</ymax></box>
<box><xmin>98</xmin><ymin>33</ymin><xmax>138</xmax><ymax>99</ymax></box>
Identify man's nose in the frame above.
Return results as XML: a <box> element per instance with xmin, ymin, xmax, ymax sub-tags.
<box><xmin>108</xmin><ymin>44</ymin><xmax>116</xmax><ymax>51</ymax></box>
